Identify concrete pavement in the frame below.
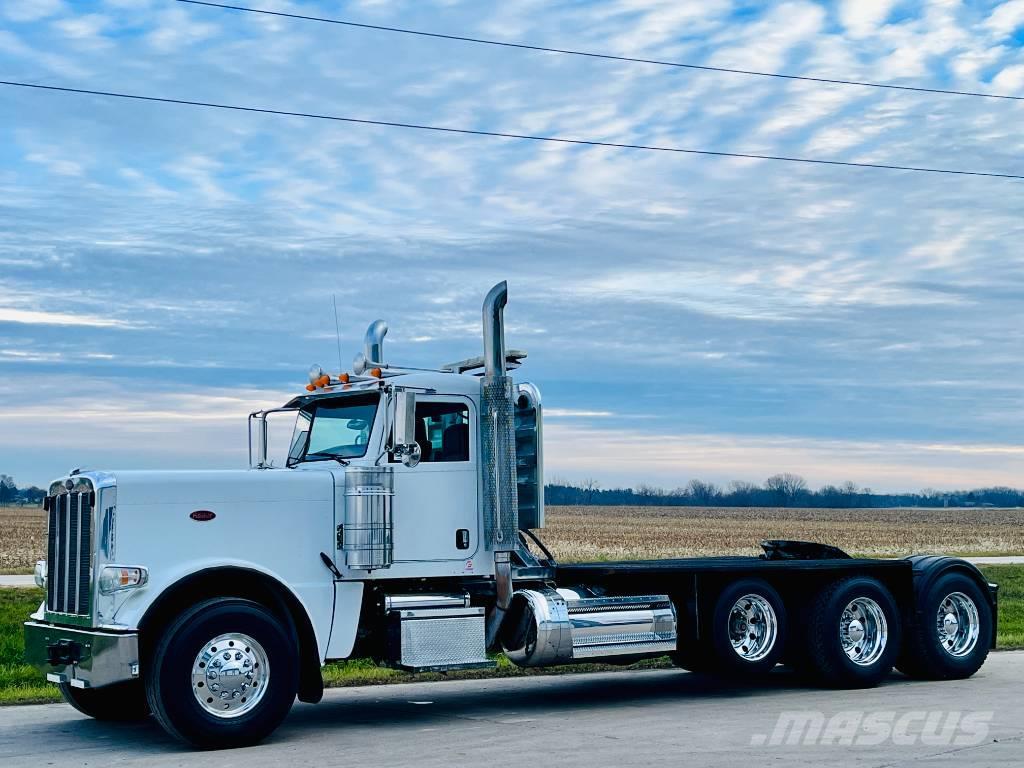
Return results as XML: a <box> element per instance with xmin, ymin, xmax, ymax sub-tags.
<box><xmin>0</xmin><ymin>575</ymin><xmax>35</xmax><ymax>588</ymax></box>
<box><xmin>1</xmin><ymin>652</ymin><xmax>1022</xmax><ymax>767</ymax></box>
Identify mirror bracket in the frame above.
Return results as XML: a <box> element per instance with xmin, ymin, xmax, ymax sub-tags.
<box><xmin>390</xmin><ymin>389</ymin><xmax>420</xmax><ymax>467</ymax></box>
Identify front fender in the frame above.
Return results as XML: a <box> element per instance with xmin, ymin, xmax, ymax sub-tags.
<box><xmin>114</xmin><ymin>557</ymin><xmax>336</xmax><ymax>658</ymax></box>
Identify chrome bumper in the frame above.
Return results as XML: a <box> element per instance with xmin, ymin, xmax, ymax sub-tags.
<box><xmin>24</xmin><ymin>621</ymin><xmax>140</xmax><ymax>689</ymax></box>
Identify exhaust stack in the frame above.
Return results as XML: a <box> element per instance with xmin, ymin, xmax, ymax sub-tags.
<box><xmin>479</xmin><ymin>282</ymin><xmax>520</xmax><ymax>647</ymax></box>
<box><xmin>482</xmin><ymin>281</ymin><xmax>508</xmax><ymax>381</ymax></box>
<box><xmin>364</xmin><ymin>319</ymin><xmax>388</xmax><ymax>366</ymax></box>
<box><xmin>479</xmin><ymin>281</ymin><xmax>519</xmax><ymax>551</ymax></box>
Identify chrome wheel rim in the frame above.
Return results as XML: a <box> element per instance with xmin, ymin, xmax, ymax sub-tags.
<box><xmin>840</xmin><ymin>597</ymin><xmax>888</xmax><ymax>666</ymax></box>
<box><xmin>191</xmin><ymin>632</ymin><xmax>269</xmax><ymax>718</ymax></box>
<box><xmin>728</xmin><ymin>594</ymin><xmax>778</xmax><ymax>662</ymax></box>
<box><xmin>936</xmin><ymin>592</ymin><xmax>980</xmax><ymax>657</ymax></box>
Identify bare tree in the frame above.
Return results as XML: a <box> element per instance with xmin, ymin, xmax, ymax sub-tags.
<box><xmin>581</xmin><ymin>478</ymin><xmax>601</xmax><ymax>505</ymax></box>
<box><xmin>764</xmin><ymin>473</ymin><xmax>808</xmax><ymax>506</ymax></box>
<box><xmin>686</xmin><ymin>479</ymin><xmax>720</xmax><ymax>505</ymax></box>
<box><xmin>0</xmin><ymin>474</ymin><xmax>16</xmax><ymax>506</ymax></box>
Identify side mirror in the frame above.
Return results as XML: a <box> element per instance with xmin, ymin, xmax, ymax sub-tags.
<box><xmin>391</xmin><ymin>390</ymin><xmax>421</xmax><ymax>468</ymax></box>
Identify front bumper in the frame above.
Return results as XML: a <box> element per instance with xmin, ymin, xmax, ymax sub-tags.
<box><xmin>24</xmin><ymin>621</ymin><xmax>140</xmax><ymax>689</ymax></box>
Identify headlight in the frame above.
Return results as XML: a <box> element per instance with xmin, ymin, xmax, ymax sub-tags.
<box><xmin>34</xmin><ymin>560</ymin><xmax>46</xmax><ymax>588</ymax></box>
<box><xmin>98</xmin><ymin>566</ymin><xmax>149</xmax><ymax>595</ymax></box>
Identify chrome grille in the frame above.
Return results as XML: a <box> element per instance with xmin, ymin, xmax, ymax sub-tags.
<box><xmin>46</xmin><ymin>492</ymin><xmax>93</xmax><ymax>615</ymax></box>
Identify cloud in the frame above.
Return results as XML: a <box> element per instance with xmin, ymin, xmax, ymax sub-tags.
<box><xmin>839</xmin><ymin>0</ymin><xmax>896</xmax><ymax>39</ymax></box>
<box><xmin>1</xmin><ymin>0</ymin><xmax>65</xmax><ymax>23</ymax></box>
<box><xmin>546</xmin><ymin>409</ymin><xmax>616</xmax><ymax>418</ymax></box>
<box><xmin>0</xmin><ymin>308</ymin><xmax>136</xmax><ymax>328</ymax></box>
<box><xmin>985</xmin><ymin>0</ymin><xmax>1024</xmax><ymax>38</ymax></box>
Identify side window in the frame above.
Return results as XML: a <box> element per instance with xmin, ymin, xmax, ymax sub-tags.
<box><xmin>413</xmin><ymin>401</ymin><xmax>470</xmax><ymax>463</ymax></box>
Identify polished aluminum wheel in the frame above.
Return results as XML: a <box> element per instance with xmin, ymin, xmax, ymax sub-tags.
<box><xmin>191</xmin><ymin>632</ymin><xmax>269</xmax><ymax>718</ymax></box>
<box><xmin>728</xmin><ymin>594</ymin><xmax>778</xmax><ymax>662</ymax></box>
<box><xmin>936</xmin><ymin>592</ymin><xmax>980</xmax><ymax>658</ymax></box>
<box><xmin>840</xmin><ymin>597</ymin><xmax>888</xmax><ymax>666</ymax></box>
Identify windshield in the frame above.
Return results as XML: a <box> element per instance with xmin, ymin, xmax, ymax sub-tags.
<box><xmin>292</xmin><ymin>393</ymin><xmax>380</xmax><ymax>463</ymax></box>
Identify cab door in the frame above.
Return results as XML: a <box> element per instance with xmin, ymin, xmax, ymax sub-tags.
<box><xmin>389</xmin><ymin>395</ymin><xmax>479</xmax><ymax>563</ymax></box>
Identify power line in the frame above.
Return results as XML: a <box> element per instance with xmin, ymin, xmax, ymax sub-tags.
<box><xmin>177</xmin><ymin>0</ymin><xmax>1024</xmax><ymax>103</ymax></box>
<box><xmin>2</xmin><ymin>79</ymin><xmax>1022</xmax><ymax>179</ymax></box>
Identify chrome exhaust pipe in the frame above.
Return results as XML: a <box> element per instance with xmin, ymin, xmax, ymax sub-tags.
<box><xmin>364</xmin><ymin>319</ymin><xmax>388</xmax><ymax>366</ymax></box>
<box><xmin>480</xmin><ymin>281</ymin><xmax>518</xmax><ymax>648</ymax></box>
<box><xmin>482</xmin><ymin>281</ymin><xmax>507</xmax><ymax>381</ymax></box>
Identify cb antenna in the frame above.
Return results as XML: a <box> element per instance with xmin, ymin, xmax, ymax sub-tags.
<box><xmin>332</xmin><ymin>294</ymin><xmax>343</xmax><ymax>373</ymax></box>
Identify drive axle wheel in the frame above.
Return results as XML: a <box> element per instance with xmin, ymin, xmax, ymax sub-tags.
<box><xmin>146</xmin><ymin>598</ymin><xmax>298</xmax><ymax>749</ymax></box>
<box><xmin>59</xmin><ymin>679</ymin><xmax>150</xmax><ymax>721</ymax></box>
<box><xmin>709</xmin><ymin>579</ymin><xmax>786</xmax><ymax>677</ymax></box>
<box><xmin>801</xmin><ymin>577</ymin><xmax>901</xmax><ymax>688</ymax></box>
<box><xmin>896</xmin><ymin>572</ymin><xmax>992</xmax><ymax>680</ymax></box>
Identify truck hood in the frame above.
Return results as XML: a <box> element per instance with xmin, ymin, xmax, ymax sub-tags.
<box><xmin>64</xmin><ymin>468</ymin><xmax>336</xmax><ymax>507</ymax></box>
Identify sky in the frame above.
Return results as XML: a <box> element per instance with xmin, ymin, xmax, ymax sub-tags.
<box><xmin>1</xmin><ymin>0</ymin><xmax>1023</xmax><ymax>493</ymax></box>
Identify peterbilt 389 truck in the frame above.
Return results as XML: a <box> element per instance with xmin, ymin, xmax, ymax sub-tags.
<box><xmin>25</xmin><ymin>282</ymin><xmax>997</xmax><ymax>749</ymax></box>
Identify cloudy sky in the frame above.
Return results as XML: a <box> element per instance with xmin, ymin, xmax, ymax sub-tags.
<box><xmin>1</xmin><ymin>0</ymin><xmax>1023</xmax><ymax>492</ymax></box>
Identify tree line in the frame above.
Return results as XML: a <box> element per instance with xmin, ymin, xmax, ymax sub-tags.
<box><xmin>0</xmin><ymin>475</ymin><xmax>46</xmax><ymax>506</ymax></box>
<box><xmin>545</xmin><ymin>474</ymin><xmax>1024</xmax><ymax>508</ymax></box>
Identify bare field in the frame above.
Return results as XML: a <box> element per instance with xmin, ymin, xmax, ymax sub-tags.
<box><xmin>0</xmin><ymin>506</ymin><xmax>45</xmax><ymax>572</ymax></box>
<box><xmin>2</xmin><ymin>505</ymin><xmax>1023</xmax><ymax>570</ymax></box>
<box><xmin>542</xmin><ymin>505</ymin><xmax>1024</xmax><ymax>561</ymax></box>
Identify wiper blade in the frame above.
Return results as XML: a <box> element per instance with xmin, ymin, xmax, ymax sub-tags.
<box><xmin>302</xmin><ymin>453</ymin><xmax>351</xmax><ymax>466</ymax></box>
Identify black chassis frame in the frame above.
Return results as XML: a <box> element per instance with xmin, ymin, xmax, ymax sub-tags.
<box><xmin>555</xmin><ymin>554</ymin><xmax>998</xmax><ymax>652</ymax></box>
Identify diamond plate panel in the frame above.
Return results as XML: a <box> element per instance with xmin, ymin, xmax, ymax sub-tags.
<box><xmin>394</xmin><ymin>608</ymin><xmax>490</xmax><ymax>670</ymax></box>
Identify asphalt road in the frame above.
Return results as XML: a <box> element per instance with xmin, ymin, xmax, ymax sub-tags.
<box><xmin>1</xmin><ymin>652</ymin><xmax>1021</xmax><ymax>768</ymax></box>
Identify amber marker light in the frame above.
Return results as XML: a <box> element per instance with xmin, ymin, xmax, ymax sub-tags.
<box><xmin>339</xmin><ymin>373</ymin><xmax>350</xmax><ymax>383</ymax></box>
<box><xmin>305</xmin><ymin>384</ymin><xmax>316</xmax><ymax>392</ymax></box>
<box><xmin>370</xmin><ymin>367</ymin><xmax>382</xmax><ymax>378</ymax></box>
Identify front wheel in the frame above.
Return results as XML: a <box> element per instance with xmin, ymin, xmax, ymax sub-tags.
<box><xmin>146</xmin><ymin>598</ymin><xmax>298</xmax><ymax>749</ymax></box>
<box><xmin>59</xmin><ymin>680</ymin><xmax>150</xmax><ymax>721</ymax></box>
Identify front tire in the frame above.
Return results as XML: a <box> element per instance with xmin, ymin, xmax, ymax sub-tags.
<box><xmin>896</xmin><ymin>572</ymin><xmax>992</xmax><ymax>680</ymax></box>
<box><xmin>800</xmin><ymin>577</ymin><xmax>901</xmax><ymax>688</ymax></box>
<box><xmin>60</xmin><ymin>680</ymin><xmax>150</xmax><ymax>721</ymax></box>
<box><xmin>146</xmin><ymin>598</ymin><xmax>298</xmax><ymax>749</ymax></box>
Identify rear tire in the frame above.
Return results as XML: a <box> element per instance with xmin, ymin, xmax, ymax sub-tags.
<box><xmin>708</xmin><ymin>579</ymin><xmax>786</xmax><ymax>677</ymax></box>
<box><xmin>146</xmin><ymin>598</ymin><xmax>298</xmax><ymax>749</ymax></box>
<box><xmin>59</xmin><ymin>680</ymin><xmax>150</xmax><ymax>721</ymax></box>
<box><xmin>896</xmin><ymin>572</ymin><xmax>992</xmax><ymax>680</ymax></box>
<box><xmin>800</xmin><ymin>577</ymin><xmax>901</xmax><ymax>688</ymax></box>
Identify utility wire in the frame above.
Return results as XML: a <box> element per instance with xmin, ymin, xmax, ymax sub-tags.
<box><xmin>2</xmin><ymin>79</ymin><xmax>1022</xmax><ymax>179</ymax></box>
<box><xmin>177</xmin><ymin>0</ymin><xmax>1024</xmax><ymax>102</ymax></box>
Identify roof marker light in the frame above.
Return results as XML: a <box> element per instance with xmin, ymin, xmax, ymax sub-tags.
<box><xmin>370</xmin><ymin>367</ymin><xmax>382</xmax><ymax>378</ymax></box>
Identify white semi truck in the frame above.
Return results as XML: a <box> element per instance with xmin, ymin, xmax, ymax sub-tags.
<box><xmin>25</xmin><ymin>282</ymin><xmax>997</xmax><ymax>748</ymax></box>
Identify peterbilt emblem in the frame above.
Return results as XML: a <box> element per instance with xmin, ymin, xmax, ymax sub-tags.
<box><xmin>190</xmin><ymin>510</ymin><xmax>216</xmax><ymax>522</ymax></box>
